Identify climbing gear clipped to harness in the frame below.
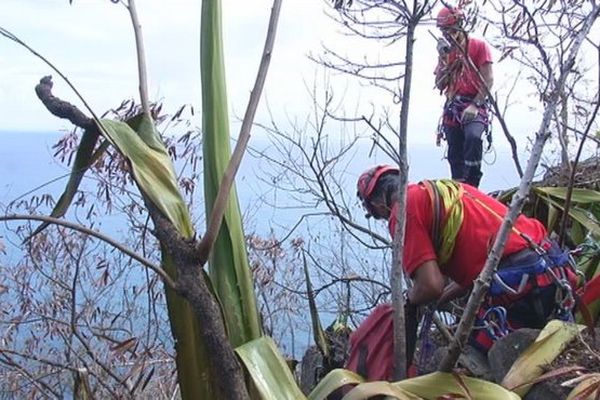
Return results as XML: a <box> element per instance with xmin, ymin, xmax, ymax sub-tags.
<box><xmin>482</xmin><ymin>99</ymin><xmax>493</xmax><ymax>153</ymax></box>
<box><xmin>480</xmin><ymin>306</ymin><xmax>510</xmax><ymax>340</ymax></box>
<box><xmin>471</xmin><ymin>306</ymin><xmax>510</xmax><ymax>352</ymax></box>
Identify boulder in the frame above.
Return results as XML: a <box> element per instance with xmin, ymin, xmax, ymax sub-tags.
<box><xmin>488</xmin><ymin>328</ymin><xmax>539</xmax><ymax>383</ymax></box>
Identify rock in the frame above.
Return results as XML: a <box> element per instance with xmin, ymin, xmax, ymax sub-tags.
<box><xmin>419</xmin><ymin>345</ymin><xmax>490</xmax><ymax>379</ymax></box>
<box><xmin>460</xmin><ymin>344</ymin><xmax>491</xmax><ymax>379</ymax></box>
<box><xmin>524</xmin><ymin>381</ymin><xmax>571</xmax><ymax>400</ymax></box>
<box><xmin>419</xmin><ymin>345</ymin><xmax>447</xmax><ymax>375</ymax></box>
<box><xmin>488</xmin><ymin>328</ymin><xmax>539</xmax><ymax>383</ymax></box>
<box><xmin>299</xmin><ymin>345</ymin><xmax>323</xmax><ymax>395</ymax></box>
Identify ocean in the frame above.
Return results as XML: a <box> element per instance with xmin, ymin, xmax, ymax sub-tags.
<box><xmin>0</xmin><ymin>129</ymin><xmax>524</xmax><ymax>362</ymax></box>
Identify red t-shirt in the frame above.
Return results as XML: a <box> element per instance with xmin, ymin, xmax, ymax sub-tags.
<box><xmin>388</xmin><ymin>183</ymin><xmax>547</xmax><ymax>287</ymax></box>
<box><xmin>436</xmin><ymin>36</ymin><xmax>493</xmax><ymax>97</ymax></box>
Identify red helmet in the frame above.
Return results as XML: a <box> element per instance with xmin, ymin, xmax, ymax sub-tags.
<box><xmin>357</xmin><ymin>165</ymin><xmax>399</xmax><ymax>215</ymax></box>
<box><xmin>436</xmin><ymin>6</ymin><xmax>463</xmax><ymax>28</ymax></box>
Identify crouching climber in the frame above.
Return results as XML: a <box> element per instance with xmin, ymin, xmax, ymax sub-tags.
<box><xmin>346</xmin><ymin>165</ymin><xmax>578</xmax><ymax>381</ymax></box>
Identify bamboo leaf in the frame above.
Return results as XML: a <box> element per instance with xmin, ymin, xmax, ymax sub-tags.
<box><xmin>502</xmin><ymin>320</ymin><xmax>585</xmax><ymax>397</ymax></box>
<box><xmin>395</xmin><ymin>372</ymin><xmax>520</xmax><ymax>400</ymax></box>
<box><xmin>201</xmin><ymin>0</ymin><xmax>261</xmax><ymax>347</ymax></box>
<box><xmin>236</xmin><ymin>336</ymin><xmax>307</xmax><ymax>400</ymax></box>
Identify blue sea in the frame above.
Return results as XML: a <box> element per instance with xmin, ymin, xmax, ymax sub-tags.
<box><xmin>0</xmin><ymin>129</ymin><xmax>525</xmax><ymax>362</ymax></box>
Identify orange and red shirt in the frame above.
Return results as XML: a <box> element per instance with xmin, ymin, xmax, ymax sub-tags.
<box><xmin>435</xmin><ymin>36</ymin><xmax>493</xmax><ymax>98</ymax></box>
<box><xmin>388</xmin><ymin>183</ymin><xmax>547</xmax><ymax>287</ymax></box>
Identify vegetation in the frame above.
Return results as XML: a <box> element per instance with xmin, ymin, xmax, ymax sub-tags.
<box><xmin>0</xmin><ymin>0</ymin><xmax>600</xmax><ymax>399</ymax></box>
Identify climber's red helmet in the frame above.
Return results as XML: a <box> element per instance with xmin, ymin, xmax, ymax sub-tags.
<box><xmin>436</xmin><ymin>6</ymin><xmax>464</xmax><ymax>29</ymax></box>
<box><xmin>357</xmin><ymin>165</ymin><xmax>399</xmax><ymax>218</ymax></box>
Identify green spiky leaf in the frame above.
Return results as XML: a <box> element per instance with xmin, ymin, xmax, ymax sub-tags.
<box><xmin>201</xmin><ymin>0</ymin><xmax>261</xmax><ymax>347</ymax></box>
<box><xmin>236</xmin><ymin>336</ymin><xmax>307</xmax><ymax>400</ymax></box>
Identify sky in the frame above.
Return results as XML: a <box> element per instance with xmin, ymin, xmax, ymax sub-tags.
<box><xmin>1</xmin><ymin>1</ymin><xmax>376</xmax><ymax>132</ymax></box>
<box><xmin>0</xmin><ymin>1</ymin><xmax>521</xmax><ymax>133</ymax></box>
<box><xmin>0</xmin><ymin>0</ymin><xmax>560</xmax><ymax>191</ymax></box>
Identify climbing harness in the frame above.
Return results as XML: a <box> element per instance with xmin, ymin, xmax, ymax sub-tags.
<box><xmin>421</xmin><ymin>182</ymin><xmax>579</xmax><ymax>350</ymax></box>
<box><xmin>462</xmin><ymin>189</ymin><xmax>579</xmax><ymax>327</ymax></box>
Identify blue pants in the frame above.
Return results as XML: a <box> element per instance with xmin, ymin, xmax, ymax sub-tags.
<box><xmin>445</xmin><ymin>121</ymin><xmax>485</xmax><ymax>188</ymax></box>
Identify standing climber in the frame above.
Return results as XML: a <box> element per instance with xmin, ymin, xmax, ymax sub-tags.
<box><xmin>435</xmin><ymin>5</ymin><xmax>494</xmax><ymax>188</ymax></box>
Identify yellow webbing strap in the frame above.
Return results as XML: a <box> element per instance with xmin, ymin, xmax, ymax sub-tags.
<box><xmin>421</xmin><ymin>179</ymin><xmax>464</xmax><ymax>265</ymax></box>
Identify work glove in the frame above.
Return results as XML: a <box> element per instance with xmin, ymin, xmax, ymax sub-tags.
<box><xmin>461</xmin><ymin>103</ymin><xmax>479</xmax><ymax>123</ymax></box>
<box><xmin>436</xmin><ymin>37</ymin><xmax>451</xmax><ymax>55</ymax></box>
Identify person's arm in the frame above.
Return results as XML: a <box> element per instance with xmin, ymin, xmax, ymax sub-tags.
<box><xmin>406</xmin><ymin>260</ymin><xmax>445</xmax><ymax>305</ymax></box>
<box><xmin>438</xmin><ymin>281</ymin><xmax>469</xmax><ymax>305</ymax></box>
<box><xmin>473</xmin><ymin>62</ymin><xmax>493</xmax><ymax>104</ymax></box>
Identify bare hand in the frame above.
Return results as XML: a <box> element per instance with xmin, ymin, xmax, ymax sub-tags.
<box><xmin>461</xmin><ymin>103</ymin><xmax>479</xmax><ymax>123</ymax></box>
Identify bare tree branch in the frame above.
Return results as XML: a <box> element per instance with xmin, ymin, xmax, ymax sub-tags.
<box><xmin>0</xmin><ymin>214</ymin><xmax>174</xmax><ymax>289</ymax></box>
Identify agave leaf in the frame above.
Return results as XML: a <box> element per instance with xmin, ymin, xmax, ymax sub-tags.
<box><xmin>302</xmin><ymin>251</ymin><xmax>329</xmax><ymax>358</ymax></box>
<box><xmin>163</xmin><ymin>250</ymin><xmax>228</xmax><ymax>398</ymax></box>
<box><xmin>97</xmin><ymin>117</ymin><xmax>194</xmax><ymax>236</ymax></box>
<box><xmin>512</xmin><ymin>365</ymin><xmax>586</xmax><ymax>389</ymax></box>
<box><xmin>577</xmin><ymin>272</ymin><xmax>600</xmax><ymax>325</ymax></box>
<box><xmin>533</xmin><ymin>187</ymin><xmax>600</xmax><ymax>204</ymax></box>
<box><xmin>566</xmin><ymin>373</ymin><xmax>600</xmax><ymax>400</ymax></box>
<box><xmin>532</xmin><ymin>193</ymin><xmax>600</xmax><ymax>238</ymax></box>
<box><xmin>571</xmin><ymin>220</ymin><xmax>587</xmax><ymax>245</ymax></box>
<box><xmin>547</xmin><ymin>203</ymin><xmax>560</xmax><ymax>233</ymax></box>
<box><xmin>342</xmin><ymin>381</ymin><xmax>420</xmax><ymax>400</ymax></box>
<box><xmin>565</xmin><ymin>207</ymin><xmax>600</xmax><ymax>239</ymax></box>
<box><xmin>236</xmin><ymin>336</ymin><xmax>306</xmax><ymax>400</ymax></box>
<box><xmin>502</xmin><ymin>320</ymin><xmax>585</xmax><ymax>397</ymax></box>
<box><xmin>201</xmin><ymin>0</ymin><xmax>261</xmax><ymax>347</ymax></box>
<box><xmin>308</xmin><ymin>368</ymin><xmax>365</xmax><ymax>400</ymax></box>
<box><xmin>29</xmin><ymin>128</ymin><xmax>104</xmax><ymax>238</ymax></box>
<box><xmin>395</xmin><ymin>372</ymin><xmax>520</xmax><ymax>400</ymax></box>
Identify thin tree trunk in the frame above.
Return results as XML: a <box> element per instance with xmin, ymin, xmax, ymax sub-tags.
<box><xmin>391</xmin><ymin>14</ymin><xmax>417</xmax><ymax>381</ymax></box>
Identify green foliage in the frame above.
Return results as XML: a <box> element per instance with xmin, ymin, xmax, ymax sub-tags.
<box><xmin>200</xmin><ymin>0</ymin><xmax>261</xmax><ymax>347</ymax></box>
<box><xmin>236</xmin><ymin>336</ymin><xmax>306</xmax><ymax>400</ymax></box>
<box><xmin>496</xmin><ymin>186</ymin><xmax>600</xmax><ymax>242</ymax></box>
<box><xmin>99</xmin><ymin>116</ymin><xmax>194</xmax><ymax>236</ymax></box>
